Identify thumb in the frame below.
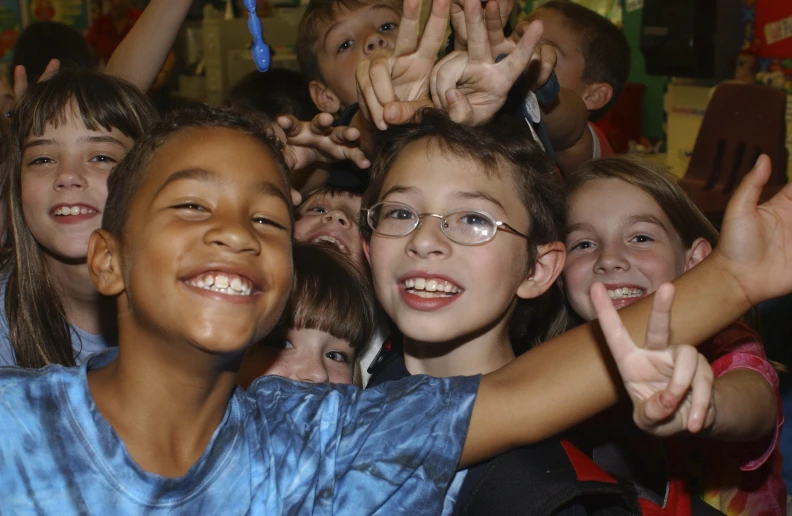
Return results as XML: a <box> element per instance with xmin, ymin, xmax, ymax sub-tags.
<box><xmin>636</xmin><ymin>390</ymin><xmax>680</xmax><ymax>429</ymax></box>
<box><xmin>383</xmin><ymin>99</ymin><xmax>432</xmax><ymax>125</ymax></box>
<box><xmin>724</xmin><ymin>154</ymin><xmax>771</xmax><ymax>220</ymax></box>
<box><xmin>446</xmin><ymin>89</ymin><xmax>475</xmax><ymax>126</ymax></box>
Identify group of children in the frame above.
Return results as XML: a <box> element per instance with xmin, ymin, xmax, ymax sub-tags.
<box><xmin>0</xmin><ymin>0</ymin><xmax>790</xmax><ymax>514</ymax></box>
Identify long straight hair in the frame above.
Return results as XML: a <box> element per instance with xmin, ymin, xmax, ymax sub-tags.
<box><xmin>3</xmin><ymin>68</ymin><xmax>158</xmax><ymax>368</ymax></box>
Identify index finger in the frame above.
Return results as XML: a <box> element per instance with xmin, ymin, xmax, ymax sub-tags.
<box><xmin>393</xmin><ymin>0</ymin><xmax>422</xmax><ymax>56</ymax></box>
<box><xmin>497</xmin><ymin>19</ymin><xmax>543</xmax><ymax>79</ymax></box>
<box><xmin>591</xmin><ymin>282</ymin><xmax>635</xmax><ymax>364</ymax></box>
<box><xmin>464</xmin><ymin>0</ymin><xmax>491</xmax><ymax>62</ymax></box>
<box><xmin>644</xmin><ymin>283</ymin><xmax>673</xmax><ymax>350</ymax></box>
<box><xmin>417</xmin><ymin>0</ymin><xmax>452</xmax><ymax>59</ymax></box>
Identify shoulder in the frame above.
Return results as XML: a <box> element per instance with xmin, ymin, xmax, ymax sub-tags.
<box><xmin>0</xmin><ymin>365</ymin><xmax>75</xmax><ymax>436</ymax></box>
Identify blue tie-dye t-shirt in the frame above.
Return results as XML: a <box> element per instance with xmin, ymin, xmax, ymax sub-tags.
<box><xmin>0</xmin><ymin>350</ymin><xmax>478</xmax><ymax>514</ymax></box>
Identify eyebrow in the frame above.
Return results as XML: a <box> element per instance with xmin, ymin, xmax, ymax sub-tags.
<box><xmin>624</xmin><ymin>214</ymin><xmax>669</xmax><ymax>232</ymax></box>
<box><xmin>154</xmin><ymin>167</ymin><xmax>291</xmax><ymax>208</ymax></box>
<box><xmin>566</xmin><ymin>221</ymin><xmax>593</xmax><ymax>234</ymax></box>
<box><xmin>23</xmin><ymin>135</ymin><xmax>128</xmax><ymax>152</ymax></box>
<box><xmin>451</xmin><ymin>190</ymin><xmax>506</xmax><ymax>212</ymax></box>
<box><xmin>322</xmin><ymin>4</ymin><xmax>397</xmax><ymax>53</ymax></box>
<box><xmin>380</xmin><ymin>184</ymin><xmax>420</xmax><ymax>200</ymax></box>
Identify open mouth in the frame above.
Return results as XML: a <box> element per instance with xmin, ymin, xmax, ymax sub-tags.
<box><xmin>184</xmin><ymin>271</ymin><xmax>255</xmax><ymax>297</ymax></box>
<box><xmin>311</xmin><ymin>234</ymin><xmax>349</xmax><ymax>254</ymax></box>
<box><xmin>607</xmin><ymin>287</ymin><xmax>644</xmax><ymax>300</ymax></box>
<box><xmin>51</xmin><ymin>204</ymin><xmax>98</xmax><ymax>216</ymax></box>
<box><xmin>404</xmin><ymin>277</ymin><xmax>463</xmax><ymax>298</ymax></box>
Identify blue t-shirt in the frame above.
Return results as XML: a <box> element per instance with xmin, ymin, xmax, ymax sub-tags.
<box><xmin>0</xmin><ymin>350</ymin><xmax>478</xmax><ymax>514</ymax></box>
<box><xmin>0</xmin><ymin>277</ymin><xmax>114</xmax><ymax>367</ymax></box>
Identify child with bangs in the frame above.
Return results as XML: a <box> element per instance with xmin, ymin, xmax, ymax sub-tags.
<box><xmin>1</xmin><ymin>104</ymin><xmax>792</xmax><ymax>514</ymax></box>
<box><xmin>0</xmin><ymin>68</ymin><xmax>159</xmax><ymax>368</ymax></box>
<box><xmin>562</xmin><ymin>156</ymin><xmax>785</xmax><ymax>515</ymax></box>
<box><xmin>237</xmin><ymin>242</ymin><xmax>376</xmax><ymax>388</ymax></box>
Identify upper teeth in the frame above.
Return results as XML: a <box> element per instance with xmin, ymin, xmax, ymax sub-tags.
<box><xmin>404</xmin><ymin>277</ymin><xmax>462</xmax><ymax>294</ymax></box>
<box><xmin>608</xmin><ymin>288</ymin><xmax>643</xmax><ymax>299</ymax></box>
<box><xmin>185</xmin><ymin>272</ymin><xmax>253</xmax><ymax>296</ymax></box>
<box><xmin>312</xmin><ymin>235</ymin><xmax>348</xmax><ymax>254</ymax></box>
<box><xmin>54</xmin><ymin>205</ymin><xmax>95</xmax><ymax>216</ymax></box>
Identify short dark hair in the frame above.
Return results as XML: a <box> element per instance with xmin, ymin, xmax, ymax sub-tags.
<box><xmin>10</xmin><ymin>22</ymin><xmax>96</xmax><ymax>87</ymax></box>
<box><xmin>226</xmin><ymin>68</ymin><xmax>319</xmax><ymax>121</ymax></box>
<box><xmin>361</xmin><ymin>109</ymin><xmax>567</xmax><ymax>348</ymax></box>
<box><xmin>276</xmin><ymin>242</ymin><xmax>377</xmax><ymax>349</ymax></box>
<box><xmin>296</xmin><ymin>0</ymin><xmax>402</xmax><ymax>84</ymax></box>
<box><xmin>538</xmin><ymin>1</ymin><xmax>630</xmax><ymax>120</ymax></box>
<box><xmin>298</xmin><ymin>184</ymin><xmax>365</xmax><ymax>214</ymax></box>
<box><xmin>102</xmin><ymin>106</ymin><xmax>291</xmax><ymax>236</ymax></box>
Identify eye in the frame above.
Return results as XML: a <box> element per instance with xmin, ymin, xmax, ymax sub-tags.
<box><xmin>252</xmin><ymin>215</ymin><xmax>289</xmax><ymax>231</ymax></box>
<box><xmin>630</xmin><ymin>234</ymin><xmax>654</xmax><ymax>244</ymax></box>
<box><xmin>27</xmin><ymin>156</ymin><xmax>54</xmax><ymax>166</ymax></box>
<box><xmin>90</xmin><ymin>154</ymin><xmax>118</xmax><ymax>164</ymax></box>
<box><xmin>383</xmin><ymin>207</ymin><xmax>415</xmax><ymax>220</ymax></box>
<box><xmin>306</xmin><ymin>206</ymin><xmax>329</xmax><ymax>215</ymax></box>
<box><xmin>458</xmin><ymin>212</ymin><xmax>490</xmax><ymax>226</ymax></box>
<box><xmin>265</xmin><ymin>338</ymin><xmax>294</xmax><ymax>350</ymax></box>
<box><xmin>379</xmin><ymin>22</ymin><xmax>397</xmax><ymax>32</ymax></box>
<box><xmin>570</xmin><ymin>240</ymin><xmax>595</xmax><ymax>251</ymax></box>
<box><xmin>337</xmin><ymin>39</ymin><xmax>353</xmax><ymax>53</ymax></box>
<box><xmin>172</xmin><ymin>202</ymin><xmax>207</xmax><ymax>212</ymax></box>
<box><xmin>326</xmin><ymin>350</ymin><xmax>349</xmax><ymax>363</ymax></box>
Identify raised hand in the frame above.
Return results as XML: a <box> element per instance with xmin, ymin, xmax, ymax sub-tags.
<box><xmin>450</xmin><ymin>0</ymin><xmax>514</xmax><ymax>52</ymax></box>
<box><xmin>13</xmin><ymin>59</ymin><xmax>60</xmax><ymax>99</ymax></box>
<box><xmin>430</xmin><ymin>0</ymin><xmax>544</xmax><ymax>126</ymax></box>
<box><xmin>593</xmin><ymin>282</ymin><xmax>715</xmax><ymax>436</ymax></box>
<box><xmin>712</xmin><ymin>155</ymin><xmax>792</xmax><ymax>306</ymax></box>
<box><xmin>355</xmin><ymin>0</ymin><xmax>450</xmax><ymax>129</ymax></box>
<box><xmin>274</xmin><ymin>112</ymin><xmax>370</xmax><ymax>171</ymax></box>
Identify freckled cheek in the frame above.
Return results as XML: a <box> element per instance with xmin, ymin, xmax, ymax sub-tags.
<box><xmin>292</xmin><ymin>217</ymin><xmax>317</xmax><ymax>242</ymax></box>
<box><xmin>328</xmin><ymin>365</ymin><xmax>353</xmax><ymax>385</ymax></box>
<box><xmin>20</xmin><ymin>176</ymin><xmax>50</xmax><ymax>219</ymax></box>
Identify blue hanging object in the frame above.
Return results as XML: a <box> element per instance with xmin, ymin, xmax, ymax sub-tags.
<box><xmin>243</xmin><ymin>0</ymin><xmax>271</xmax><ymax>72</ymax></box>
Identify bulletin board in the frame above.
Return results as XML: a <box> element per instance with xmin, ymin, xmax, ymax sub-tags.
<box><xmin>743</xmin><ymin>0</ymin><xmax>792</xmax><ymax>93</ymax></box>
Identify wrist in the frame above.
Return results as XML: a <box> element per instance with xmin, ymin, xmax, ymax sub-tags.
<box><xmin>708</xmin><ymin>250</ymin><xmax>754</xmax><ymax>313</ymax></box>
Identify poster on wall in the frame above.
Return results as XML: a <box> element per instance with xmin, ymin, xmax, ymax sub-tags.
<box><xmin>0</xmin><ymin>0</ymin><xmax>21</xmax><ymax>62</ymax></box>
<box><xmin>28</xmin><ymin>0</ymin><xmax>89</xmax><ymax>30</ymax></box>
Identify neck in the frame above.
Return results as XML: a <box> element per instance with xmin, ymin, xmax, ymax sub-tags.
<box><xmin>402</xmin><ymin>316</ymin><xmax>516</xmax><ymax>378</ymax></box>
<box><xmin>46</xmin><ymin>256</ymin><xmax>112</xmax><ymax>335</ymax></box>
<box><xmin>88</xmin><ymin>316</ymin><xmax>241</xmax><ymax>477</ymax></box>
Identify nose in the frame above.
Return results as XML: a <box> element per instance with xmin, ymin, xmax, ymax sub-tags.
<box><xmin>53</xmin><ymin>160</ymin><xmax>87</xmax><ymax>191</ymax></box>
<box><xmin>203</xmin><ymin>211</ymin><xmax>262</xmax><ymax>254</ymax></box>
<box><xmin>363</xmin><ymin>32</ymin><xmax>388</xmax><ymax>55</ymax></box>
<box><xmin>594</xmin><ymin>243</ymin><xmax>629</xmax><ymax>274</ymax></box>
<box><xmin>321</xmin><ymin>209</ymin><xmax>351</xmax><ymax>228</ymax></box>
<box><xmin>406</xmin><ymin>215</ymin><xmax>451</xmax><ymax>259</ymax></box>
<box><xmin>295</xmin><ymin>358</ymin><xmax>329</xmax><ymax>384</ymax></box>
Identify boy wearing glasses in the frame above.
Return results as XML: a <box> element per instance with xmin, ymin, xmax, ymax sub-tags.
<box><xmin>360</xmin><ymin>110</ymin><xmax>576</xmax><ymax>513</ymax></box>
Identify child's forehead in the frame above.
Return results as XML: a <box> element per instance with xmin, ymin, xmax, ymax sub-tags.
<box><xmin>319</xmin><ymin>0</ymin><xmax>400</xmax><ymax>30</ymax></box>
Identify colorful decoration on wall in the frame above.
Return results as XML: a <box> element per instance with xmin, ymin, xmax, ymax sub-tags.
<box><xmin>30</xmin><ymin>0</ymin><xmax>90</xmax><ymax>30</ymax></box>
<box><xmin>742</xmin><ymin>0</ymin><xmax>792</xmax><ymax>93</ymax></box>
<box><xmin>0</xmin><ymin>0</ymin><xmax>20</xmax><ymax>62</ymax></box>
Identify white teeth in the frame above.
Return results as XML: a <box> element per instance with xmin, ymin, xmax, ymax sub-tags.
<box><xmin>53</xmin><ymin>205</ymin><xmax>97</xmax><ymax>216</ymax></box>
<box><xmin>607</xmin><ymin>288</ymin><xmax>644</xmax><ymax>300</ymax></box>
<box><xmin>312</xmin><ymin>235</ymin><xmax>348</xmax><ymax>254</ymax></box>
<box><xmin>185</xmin><ymin>272</ymin><xmax>253</xmax><ymax>297</ymax></box>
<box><xmin>403</xmin><ymin>277</ymin><xmax>462</xmax><ymax>296</ymax></box>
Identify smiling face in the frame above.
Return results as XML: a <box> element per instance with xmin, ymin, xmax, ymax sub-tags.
<box><xmin>313</xmin><ymin>3</ymin><xmax>400</xmax><ymax>109</ymax></box>
<box><xmin>237</xmin><ymin>327</ymin><xmax>354</xmax><ymax>387</ymax></box>
<box><xmin>21</xmin><ymin>110</ymin><xmax>134</xmax><ymax>262</ymax></box>
<box><xmin>106</xmin><ymin>127</ymin><xmax>294</xmax><ymax>355</ymax></box>
<box><xmin>367</xmin><ymin>139</ymin><xmax>535</xmax><ymax>345</ymax></box>
<box><xmin>563</xmin><ymin>178</ymin><xmax>690</xmax><ymax>322</ymax></box>
<box><xmin>294</xmin><ymin>191</ymin><xmax>364</xmax><ymax>267</ymax></box>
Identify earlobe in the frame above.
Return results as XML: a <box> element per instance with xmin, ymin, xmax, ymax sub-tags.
<box><xmin>87</xmin><ymin>229</ymin><xmax>125</xmax><ymax>296</ymax></box>
<box><xmin>362</xmin><ymin>237</ymin><xmax>372</xmax><ymax>267</ymax></box>
<box><xmin>516</xmin><ymin>242</ymin><xmax>567</xmax><ymax>299</ymax></box>
<box><xmin>684</xmin><ymin>237</ymin><xmax>712</xmax><ymax>271</ymax></box>
<box><xmin>582</xmin><ymin>82</ymin><xmax>613</xmax><ymax>113</ymax></box>
<box><xmin>308</xmin><ymin>80</ymin><xmax>342</xmax><ymax>114</ymax></box>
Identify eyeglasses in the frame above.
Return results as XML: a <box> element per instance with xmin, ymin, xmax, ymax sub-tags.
<box><xmin>363</xmin><ymin>201</ymin><xmax>529</xmax><ymax>246</ymax></box>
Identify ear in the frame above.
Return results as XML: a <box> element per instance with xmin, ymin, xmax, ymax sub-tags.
<box><xmin>683</xmin><ymin>237</ymin><xmax>712</xmax><ymax>272</ymax></box>
<box><xmin>517</xmin><ymin>241</ymin><xmax>567</xmax><ymax>300</ymax></box>
<box><xmin>309</xmin><ymin>80</ymin><xmax>342</xmax><ymax>114</ymax></box>
<box><xmin>362</xmin><ymin>236</ymin><xmax>372</xmax><ymax>267</ymax></box>
<box><xmin>581</xmin><ymin>82</ymin><xmax>613</xmax><ymax>113</ymax></box>
<box><xmin>87</xmin><ymin>229</ymin><xmax>125</xmax><ymax>297</ymax></box>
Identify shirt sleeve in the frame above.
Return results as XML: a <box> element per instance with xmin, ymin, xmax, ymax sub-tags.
<box><xmin>250</xmin><ymin>374</ymin><xmax>479</xmax><ymax>515</ymax></box>
<box><xmin>702</xmin><ymin>322</ymin><xmax>782</xmax><ymax>471</ymax></box>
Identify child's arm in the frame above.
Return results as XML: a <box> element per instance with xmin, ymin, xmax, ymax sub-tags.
<box><xmin>103</xmin><ymin>0</ymin><xmax>192</xmax><ymax>92</ymax></box>
<box><xmin>460</xmin><ymin>156</ymin><xmax>792</xmax><ymax>468</ymax></box>
<box><xmin>707</xmin><ymin>370</ymin><xmax>777</xmax><ymax>441</ymax></box>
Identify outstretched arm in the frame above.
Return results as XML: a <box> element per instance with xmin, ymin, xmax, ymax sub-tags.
<box><xmin>104</xmin><ymin>0</ymin><xmax>192</xmax><ymax>92</ymax></box>
<box><xmin>460</xmin><ymin>155</ymin><xmax>792</xmax><ymax>467</ymax></box>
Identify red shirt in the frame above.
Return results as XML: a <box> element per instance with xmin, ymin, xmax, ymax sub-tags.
<box><xmin>85</xmin><ymin>9</ymin><xmax>142</xmax><ymax>63</ymax></box>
